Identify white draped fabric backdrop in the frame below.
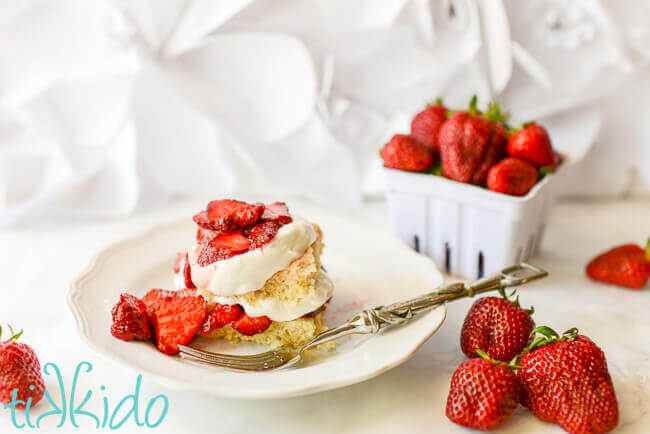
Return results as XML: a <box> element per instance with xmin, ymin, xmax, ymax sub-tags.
<box><xmin>1</xmin><ymin>0</ymin><xmax>649</xmax><ymax>227</ymax></box>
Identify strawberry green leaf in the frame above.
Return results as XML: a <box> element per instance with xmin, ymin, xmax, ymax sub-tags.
<box><xmin>530</xmin><ymin>325</ymin><xmax>559</xmax><ymax>339</ymax></box>
<box><xmin>467</xmin><ymin>95</ymin><xmax>481</xmax><ymax>115</ymax></box>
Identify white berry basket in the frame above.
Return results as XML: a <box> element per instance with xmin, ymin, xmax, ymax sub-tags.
<box><xmin>385</xmin><ymin>168</ymin><xmax>558</xmax><ymax>279</ymax></box>
<box><xmin>383</xmin><ymin>107</ymin><xmax>600</xmax><ymax>278</ymax></box>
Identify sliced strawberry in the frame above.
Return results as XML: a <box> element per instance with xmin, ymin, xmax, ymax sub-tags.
<box><xmin>196</xmin><ymin>231</ymin><xmax>251</xmax><ymax>266</ymax></box>
<box><xmin>246</xmin><ymin>221</ymin><xmax>281</xmax><ymax>248</ymax></box>
<box><xmin>261</xmin><ymin>202</ymin><xmax>292</xmax><ymax>224</ymax></box>
<box><xmin>230</xmin><ymin>202</ymin><xmax>264</xmax><ymax>227</ymax></box>
<box><xmin>200</xmin><ymin>304</ymin><xmax>244</xmax><ymax>335</ymax></box>
<box><xmin>182</xmin><ymin>260</ymin><xmax>195</xmax><ymax>289</ymax></box>
<box><xmin>231</xmin><ymin>314</ymin><xmax>272</xmax><ymax>336</ymax></box>
<box><xmin>173</xmin><ymin>252</ymin><xmax>196</xmax><ymax>289</ymax></box>
<box><xmin>173</xmin><ymin>252</ymin><xmax>185</xmax><ymax>274</ymax></box>
<box><xmin>196</xmin><ymin>227</ymin><xmax>217</xmax><ymax>244</ymax></box>
<box><xmin>111</xmin><ymin>293</ymin><xmax>152</xmax><ymax>341</ymax></box>
<box><xmin>143</xmin><ymin>288</ymin><xmax>198</xmax><ymax>317</ymax></box>
<box><xmin>149</xmin><ymin>294</ymin><xmax>207</xmax><ymax>354</ymax></box>
<box><xmin>192</xmin><ymin>210</ymin><xmax>210</xmax><ymax>229</ymax></box>
<box><xmin>204</xmin><ymin>200</ymin><xmax>263</xmax><ymax>233</ymax></box>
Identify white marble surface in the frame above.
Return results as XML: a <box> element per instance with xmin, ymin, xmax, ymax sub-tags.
<box><xmin>0</xmin><ymin>198</ymin><xmax>649</xmax><ymax>433</ymax></box>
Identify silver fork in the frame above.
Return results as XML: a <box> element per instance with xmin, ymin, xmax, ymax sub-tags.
<box><xmin>179</xmin><ymin>263</ymin><xmax>547</xmax><ymax>371</ymax></box>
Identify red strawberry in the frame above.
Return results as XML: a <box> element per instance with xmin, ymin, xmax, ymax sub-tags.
<box><xmin>149</xmin><ymin>294</ymin><xmax>207</xmax><ymax>354</ymax></box>
<box><xmin>231</xmin><ymin>314</ymin><xmax>271</xmax><ymax>336</ymax></box>
<box><xmin>410</xmin><ymin>102</ymin><xmax>447</xmax><ymax>152</ymax></box>
<box><xmin>0</xmin><ymin>328</ymin><xmax>45</xmax><ymax>409</ymax></box>
<box><xmin>438</xmin><ymin>97</ymin><xmax>508</xmax><ymax>184</ymax></box>
<box><xmin>173</xmin><ymin>252</ymin><xmax>195</xmax><ymax>289</ymax></box>
<box><xmin>111</xmin><ymin>293</ymin><xmax>152</xmax><ymax>341</ymax></box>
<box><xmin>446</xmin><ymin>356</ymin><xmax>522</xmax><ymax>430</ymax></box>
<box><xmin>193</xmin><ymin>200</ymin><xmax>264</xmax><ymax>233</ymax></box>
<box><xmin>507</xmin><ymin>123</ymin><xmax>555</xmax><ymax>167</ymax></box>
<box><xmin>487</xmin><ymin>157</ymin><xmax>539</xmax><ymax>196</ymax></box>
<box><xmin>586</xmin><ymin>240</ymin><xmax>650</xmax><ymax>289</ymax></box>
<box><xmin>192</xmin><ymin>210</ymin><xmax>210</xmax><ymax>229</ymax></box>
<box><xmin>381</xmin><ymin>134</ymin><xmax>434</xmax><ymax>172</ymax></box>
<box><xmin>247</xmin><ymin>221</ymin><xmax>281</xmax><ymax>248</ymax></box>
<box><xmin>261</xmin><ymin>202</ymin><xmax>292</xmax><ymax>224</ymax></box>
<box><xmin>201</xmin><ymin>304</ymin><xmax>244</xmax><ymax>335</ymax></box>
<box><xmin>460</xmin><ymin>293</ymin><xmax>535</xmax><ymax>362</ymax></box>
<box><xmin>196</xmin><ymin>231</ymin><xmax>252</xmax><ymax>266</ymax></box>
<box><xmin>517</xmin><ymin>327</ymin><xmax>619</xmax><ymax>434</ymax></box>
<box><xmin>143</xmin><ymin>288</ymin><xmax>198</xmax><ymax>318</ymax></box>
<box><xmin>196</xmin><ymin>227</ymin><xmax>217</xmax><ymax>244</ymax></box>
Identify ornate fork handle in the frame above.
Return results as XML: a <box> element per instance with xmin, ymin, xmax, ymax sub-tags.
<box><xmin>298</xmin><ymin>263</ymin><xmax>547</xmax><ymax>353</ymax></box>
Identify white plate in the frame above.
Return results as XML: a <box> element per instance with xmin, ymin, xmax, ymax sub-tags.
<box><xmin>67</xmin><ymin>211</ymin><xmax>445</xmax><ymax>399</ymax></box>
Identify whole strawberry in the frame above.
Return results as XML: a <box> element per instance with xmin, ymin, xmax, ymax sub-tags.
<box><xmin>507</xmin><ymin>123</ymin><xmax>555</xmax><ymax>168</ymax></box>
<box><xmin>438</xmin><ymin>96</ymin><xmax>508</xmax><ymax>184</ymax></box>
<box><xmin>517</xmin><ymin>327</ymin><xmax>619</xmax><ymax>434</ymax></box>
<box><xmin>586</xmin><ymin>239</ymin><xmax>650</xmax><ymax>289</ymax></box>
<box><xmin>410</xmin><ymin>101</ymin><xmax>447</xmax><ymax>152</ymax></box>
<box><xmin>487</xmin><ymin>157</ymin><xmax>539</xmax><ymax>196</ymax></box>
<box><xmin>446</xmin><ymin>354</ymin><xmax>522</xmax><ymax>430</ymax></box>
<box><xmin>461</xmin><ymin>292</ymin><xmax>535</xmax><ymax>362</ymax></box>
<box><xmin>0</xmin><ymin>327</ymin><xmax>45</xmax><ymax>408</ymax></box>
<box><xmin>381</xmin><ymin>134</ymin><xmax>434</xmax><ymax>172</ymax></box>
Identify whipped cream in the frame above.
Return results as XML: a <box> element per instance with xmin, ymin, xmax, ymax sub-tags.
<box><xmin>198</xmin><ymin>270</ymin><xmax>333</xmax><ymax>322</ymax></box>
<box><xmin>188</xmin><ymin>217</ymin><xmax>318</xmax><ymax>296</ymax></box>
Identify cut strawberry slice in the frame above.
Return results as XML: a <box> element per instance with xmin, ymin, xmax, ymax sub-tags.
<box><xmin>231</xmin><ymin>314</ymin><xmax>271</xmax><ymax>336</ymax></box>
<box><xmin>200</xmin><ymin>303</ymin><xmax>244</xmax><ymax>335</ymax></box>
<box><xmin>111</xmin><ymin>293</ymin><xmax>152</xmax><ymax>342</ymax></box>
<box><xmin>173</xmin><ymin>252</ymin><xmax>196</xmax><ymax>289</ymax></box>
<box><xmin>196</xmin><ymin>227</ymin><xmax>217</xmax><ymax>244</ymax></box>
<box><xmin>149</xmin><ymin>295</ymin><xmax>207</xmax><ymax>354</ymax></box>
<box><xmin>203</xmin><ymin>199</ymin><xmax>264</xmax><ymax>233</ymax></box>
<box><xmin>246</xmin><ymin>221</ymin><xmax>281</xmax><ymax>248</ymax></box>
<box><xmin>261</xmin><ymin>202</ymin><xmax>292</xmax><ymax>224</ymax></box>
<box><xmin>173</xmin><ymin>252</ymin><xmax>185</xmax><ymax>274</ymax></box>
<box><xmin>192</xmin><ymin>210</ymin><xmax>210</xmax><ymax>229</ymax></box>
<box><xmin>143</xmin><ymin>288</ymin><xmax>199</xmax><ymax>318</ymax></box>
<box><xmin>197</xmin><ymin>231</ymin><xmax>252</xmax><ymax>266</ymax></box>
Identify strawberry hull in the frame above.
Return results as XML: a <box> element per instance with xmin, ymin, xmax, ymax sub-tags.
<box><xmin>384</xmin><ymin>167</ymin><xmax>561</xmax><ymax>278</ymax></box>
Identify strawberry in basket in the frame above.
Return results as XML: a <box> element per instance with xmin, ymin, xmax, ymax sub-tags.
<box><xmin>410</xmin><ymin>100</ymin><xmax>447</xmax><ymax>153</ymax></box>
<box><xmin>487</xmin><ymin>157</ymin><xmax>539</xmax><ymax>197</ymax></box>
<box><xmin>438</xmin><ymin>97</ymin><xmax>508</xmax><ymax>185</ymax></box>
<box><xmin>380</xmin><ymin>95</ymin><xmax>560</xmax><ymax>198</ymax></box>
<box><xmin>381</xmin><ymin>134</ymin><xmax>434</xmax><ymax>172</ymax></box>
<box><xmin>507</xmin><ymin>122</ymin><xmax>556</xmax><ymax>168</ymax></box>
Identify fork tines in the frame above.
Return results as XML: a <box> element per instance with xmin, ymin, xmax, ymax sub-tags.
<box><xmin>178</xmin><ymin>345</ymin><xmax>286</xmax><ymax>371</ymax></box>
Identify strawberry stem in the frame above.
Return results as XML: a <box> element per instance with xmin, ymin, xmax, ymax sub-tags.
<box><xmin>532</xmin><ymin>326</ymin><xmax>559</xmax><ymax>338</ymax></box>
<box><xmin>0</xmin><ymin>324</ymin><xmax>23</xmax><ymax>342</ymax></box>
<box><xmin>645</xmin><ymin>237</ymin><xmax>650</xmax><ymax>262</ymax></box>
<box><xmin>476</xmin><ymin>349</ymin><xmax>523</xmax><ymax>370</ymax></box>
<box><xmin>435</xmin><ymin>97</ymin><xmax>443</xmax><ymax>105</ymax></box>
<box><xmin>497</xmin><ymin>289</ymin><xmax>534</xmax><ymax>316</ymax></box>
<box><xmin>467</xmin><ymin>95</ymin><xmax>480</xmax><ymax>115</ymax></box>
<box><xmin>484</xmin><ymin>101</ymin><xmax>510</xmax><ymax>125</ymax></box>
<box><xmin>517</xmin><ymin>326</ymin><xmax>579</xmax><ymax>360</ymax></box>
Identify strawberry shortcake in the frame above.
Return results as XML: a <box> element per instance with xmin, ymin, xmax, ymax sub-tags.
<box><xmin>110</xmin><ymin>200</ymin><xmax>333</xmax><ymax>354</ymax></box>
